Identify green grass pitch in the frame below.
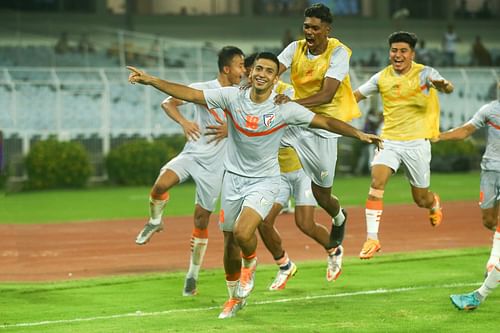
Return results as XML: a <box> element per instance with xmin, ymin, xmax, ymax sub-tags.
<box><xmin>0</xmin><ymin>248</ymin><xmax>497</xmax><ymax>332</ymax></box>
<box><xmin>0</xmin><ymin>171</ymin><xmax>495</xmax><ymax>332</ymax></box>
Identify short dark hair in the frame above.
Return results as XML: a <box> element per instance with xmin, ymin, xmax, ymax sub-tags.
<box><xmin>388</xmin><ymin>31</ymin><xmax>418</xmax><ymax>49</ymax></box>
<box><xmin>217</xmin><ymin>46</ymin><xmax>244</xmax><ymax>72</ymax></box>
<box><xmin>244</xmin><ymin>52</ymin><xmax>258</xmax><ymax>69</ymax></box>
<box><xmin>304</xmin><ymin>3</ymin><xmax>333</xmax><ymax>24</ymax></box>
<box><xmin>254</xmin><ymin>52</ymin><xmax>280</xmax><ymax>72</ymax></box>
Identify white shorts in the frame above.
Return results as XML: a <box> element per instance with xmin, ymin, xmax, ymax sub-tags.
<box><xmin>371</xmin><ymin>139</ymin><xmax>431</xmax><ymax>188</ymax></box>
<box><xmin>479</xmin><ymin>170</ymin><xmax>500</xmax><ymax>209</ymax></box>
<box><xmin>281</xmin><ymin>127</ymin><xmax>338</xmax><ymax>188</ymax></box>
<box><xmin>276</xmin><ymin>169</ymin><xmax>317</xmax><ymax>207</ymax></box>
<box><xmin>219</xmin><ymin>171</ymin><xmax>280</xmax><ymax>232</ymax></box>
<box><xmin>162</xmin><ymin>152</ymin><xmax>224</xmax><ymax>212</ymax></box>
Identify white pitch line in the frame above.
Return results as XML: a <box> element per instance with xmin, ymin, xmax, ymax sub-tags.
<box><xmin>0</xmin><ymin>282</ymin><xmax>480</xmax><ymax>329</ymax></box>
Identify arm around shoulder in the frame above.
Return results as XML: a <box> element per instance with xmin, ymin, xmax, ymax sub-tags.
<box><xmin>438</xmin><ymin>123</ymin><xmax>476</xmax><ymax>141</ymax></box>
<box><xmin>309</xmin><ymin>114</ymin><xmax>383</xmax><ymax>149</ymax></box>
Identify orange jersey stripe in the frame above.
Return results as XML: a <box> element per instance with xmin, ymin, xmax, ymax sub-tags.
<box><xmin>225</xmin><ymin>110</ymin><xmax>287</xmax><ymax>137</ymax></box>
<box><xmin>203</xmin><ymin>106</ymin><xmax>226</xmax><ymax>123</ymax></box>
<box><xmin>487</xmin><ymin>120</ymin><xmax>500</xmax><ymax>130</ymax></box>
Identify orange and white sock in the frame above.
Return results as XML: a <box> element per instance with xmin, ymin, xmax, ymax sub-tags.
<box><xmin>187</xmin><ymin>228</ymin><xmax>208</xmax><ymax>280</ymax></box>
<box><xmin>242</xmin><ymin>252</ymin><xmax>257</xmax><ymax>268</ymax></box>
<box><xmin>149</xmin><ymin>191</ymin><xmax>169</xmax><ymax>225</ymax></box>
<box><xmin>477</xmin><ymin>261</ymin><xmax>500</xmax><ymax>301</ymax></box>
<box><xmin>225</xmin><ymin>272</ymin><xmax>241</xmax><ymax>298</ymax></box>
<box><xmin>365</xmin><ymin>188</ymin><xmax>384</xmax><ymax>240</ymax></box>
<box><xmin>487</xmin><ymin>226</ymin><xmax>500</xmax><ymax>272</ymax></box>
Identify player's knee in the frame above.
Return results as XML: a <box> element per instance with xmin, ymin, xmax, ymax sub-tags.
<box><xmin>152</xmin><ymin>183</ymin><xmax>168</xmax><ymax>196</ymax></box>
<box><xmin>194</xmin><ymin>211</ymin><xmax>210</xmax><ymax>229</ymax></box>
<box><xmin>312</xmin><ymin>188</ymin><xmax>330</xmax><ymax>206</ymax></box>
<box><xmin>233</xmin><ymin>229</ymin><xmax>252</xmax><ymax>245</ymax></box>
<box><xmin>482</xmin><ymin>216</ymin><xmax>497</xmax><ymax>231</ymax></box>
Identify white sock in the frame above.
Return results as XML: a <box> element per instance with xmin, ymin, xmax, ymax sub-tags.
<box><xmin>149</xmin><ymin>196</ymin><xmax>168</xmax><ymax>225</ymax></box>
<box><xmin>490</xmin><ymin>230</ymin><xmax>500</xmax><ymax>258</ymax></box>
<box><xmin>332</xmin><ymin>208</ymin><xmax>345</xmax><ymax>226</ymax></box>
<box><xmin>226</xmin><ymin>280</ymin><xmax>238</xmax><ymax>298</ymax></box>
<box><xmin>477</xmin><ymin>261</ymin><xmax>500</xmax><ymax>301</ymax></box>
<box><xmin>187</xmin><ymin>237</ymin><xmax>208</xmax><ymax>279</ymax></box>
<box><xmin>365</xmin><ymin>199</ymin><xmax>383</xmax><ymax>241</ymax></box>
<box><xmin>366</xmin><ymin>210</ymin><xmax>382</xmax><ymax>240</ymax></box>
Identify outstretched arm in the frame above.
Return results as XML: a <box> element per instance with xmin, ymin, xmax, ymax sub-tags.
<box><xmin>437</xmin><ymin>123</ymin><xmax>477</xmax><ymax>141</ymax></box>
<box><xmin>127</xmin><ymin>66</ymin><xmax>206</xmax><ymax>105</ymax></box>
<box><xmin>309</xmin><ymin>114</ymin><xmax>383</xmax><ymax>149</ymax></box>
<box><xmin>161</xmin><ymin>98</ymin><xmax>201</xmax><ymax>141</ymax></box>
<box><xmin>430</xmin><ymin>78</ymin><xmax>454</xmax><ymax>94</ymax></box>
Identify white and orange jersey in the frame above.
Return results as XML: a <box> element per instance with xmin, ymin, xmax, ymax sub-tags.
<box><xmin>203</xmin><ymin>87</ymin><xmax>314</xmax><ymax>178</ymax></box>
<box><xmin>468</xmin><ymin>100</ymin><xmax>500</xmax><ymax>171</ymax></box>
<box><xmin>164</xmin><ymin>79</ymin><xmax>227</xmax><ymax>164</ymax></box>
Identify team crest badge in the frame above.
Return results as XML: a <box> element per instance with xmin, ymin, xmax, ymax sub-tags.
<box><xmin>263</xmin><ymin>114</ymin><xmax>275</xmax><ymax>127</ymax></box>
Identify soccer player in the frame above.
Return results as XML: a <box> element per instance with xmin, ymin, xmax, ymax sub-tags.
<box><xmin>438</xmin><ymin>96</ymin><xmax>499</xmax><ymax>310</ymax></box>
<box><xmin>276</xmin><ymin>3</ymin><xmax>361</xmax><ymax>263</ymax></box>
<box><xmin>134</xmin><ymin>46</ymin><xmax>245</xmax><ymax>296</ymax></box>
<box><xmin>353</xmin><ymin>31</ymin><xmax>454</xmax><ymax>259</ymax></box>
<box><xmin>244</xmin><ymin>52</ymin><xmax>343</xmax><ymax>287</ymax></box>
<box><xmin>127</xmin><ymin>52</ymin><xmax>381</xmax><ymax>319</ymax></box>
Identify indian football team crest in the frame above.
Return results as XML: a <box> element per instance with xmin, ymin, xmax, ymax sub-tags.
<box><xmin>263</xmin><ymin>114</ymin><xmax>275</xmax><ymax>128</ymax></box>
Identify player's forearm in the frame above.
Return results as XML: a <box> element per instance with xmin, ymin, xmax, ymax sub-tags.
<box><xmin>312</xmin><ymin>115</ymin><xmax>362</xmax><ymax>139</ymax></box>
<box><xmin>294</xmin><ymin>90</ymin><xmax>335</xmax><ymax>108</ymax></box>
<box><xmin>353</xmin><ymin>90</ymin><xmax>366</xmax><ymax>103</ymax></box>
<box><xmin>439</xmin><ymin>126</ymin><xmax>474</xmax><ymax>141</ymax></box>
<box><xmin>162</xmin><ymin>103</ymin><xmax>188</xmax><ymax>126</ymax></box>
<box><xmin>149</xmin><ymin>77</ymin><xmax>206</xmax><ymax>105</ymax></box>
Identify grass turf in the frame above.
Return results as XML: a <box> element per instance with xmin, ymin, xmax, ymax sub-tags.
<box><xmin>0</xmin><ymin>172</ymin><xmax>480</xmax><ymax>224</ymax></box>
<box><xmin>0</xmin><ymin>248</ymin><xmax>497</xmax><ymax>332</ymax></box>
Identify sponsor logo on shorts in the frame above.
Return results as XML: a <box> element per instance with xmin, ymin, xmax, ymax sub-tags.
<box><xmin>320</xmin><ymin>170</ymin><xmax>328</xmax><ymax>180</ymax></box>
<box><xmin>263</xmin><ymin>114</ymin><xmax>275</xmax><ymax>128</ymax></box>
<box><xmin>260</xmin><ymin>197</ymin><xmax>270</xmax><ymax>207</ymax></box>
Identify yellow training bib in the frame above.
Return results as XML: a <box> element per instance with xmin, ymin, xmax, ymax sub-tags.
<box><xmin>378</xmin><ymin>62</ymin><xmax>440</xmax><ymax>140</ymax></box>
<box><xmin>290</xmin><ymin>38</ymin><xmax>360</xmax><ymax>122</ymax></box>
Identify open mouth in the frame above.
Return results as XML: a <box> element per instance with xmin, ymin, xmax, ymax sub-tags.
<box><xmin>305</xmin><ymin>37</ymin><xmax>315</xmax><ymax>46</ymax></box>
<box><xmin>254</xmin><ymin>77</ymin><xmax>267</xmax><ymax>85</ymax></box>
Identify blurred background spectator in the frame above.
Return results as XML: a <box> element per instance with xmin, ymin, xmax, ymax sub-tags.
<box><xmin>471</xmin><ymin>35</ymin><xmax>493</xmax><ymax>66</ymax></box>
<box><xmin>442</xmin><ymin>24</ymin><xmax>460</xmax><ymax>67</ymax></box>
